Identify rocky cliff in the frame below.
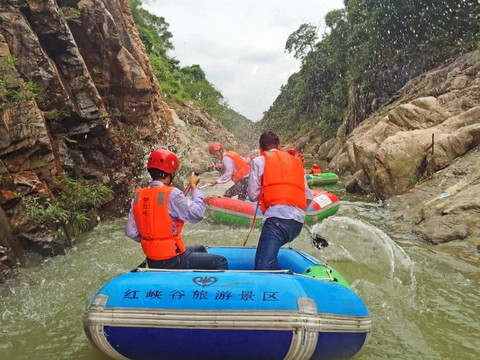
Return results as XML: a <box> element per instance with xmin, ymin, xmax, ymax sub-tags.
<box><xmin>321</xmin><ymin>50</ymin><xmax>480</xmax><ymax>247</ymax></box>
<box><xmin>0</xmin><ymin>0</ymin><xmax>247</xmax><ymax>280</ymax></box>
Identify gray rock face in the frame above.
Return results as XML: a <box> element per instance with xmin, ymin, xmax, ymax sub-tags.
<box><xmin>330</xmin><ymin>51</ymin><xmax>480</xmax><ymax>199</ymax></box>
<box><xmin>0</xmin><ymin>0</ymin><xmax>247</xmax><ymax>275</ymax></box>
<box><xmin>326</xmin><ymin>51</ymin><xmax>480</xmax><ymax>246</ymax></box>
<box><xmin>385</xmin><ymin>146</ymin><xmax>480</xmax><ymax>246</ymax></box>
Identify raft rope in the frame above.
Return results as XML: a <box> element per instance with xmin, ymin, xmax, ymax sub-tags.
<box><xmin>324</xmin><ymin>266</ymin><xmax>338</xmax><ymax>282</ymax></box>
<box><xmin>242</xmin><ymin>202</ymin><xmax>260</xmax><ymax>246</ymax></box>
<box><xmin>305</xmin><ymin>264</ymin><xmax>338</xmax><ymax>282</ymax></box>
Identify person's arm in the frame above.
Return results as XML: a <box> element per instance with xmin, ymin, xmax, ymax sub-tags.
<box><xmin>220</xmin><ymin>156</ymin><xmax>234</xmax><ymax>181</ymax></box>
<box><xmin>169</xmin><ymin>188</ymin><xmax>206</xmax><ymax>224</ymax></box>
<box><xmin>305</xmin><ymin>179</ymin><xmax>313</xmax><ymax>208</ymax></box>
<box><xmin>247</xmin><ymin>157</ymin><xmax>264</xmax><ymax>201</ymax></box>
<box><xmin>125</xmin><ymin>201</ymin><xmax>141</xmax><ymax>242</ymax></box>
<box><xmin>211</xmin><ymin>156</ymin><xmax>234</xmax><ymax>186</ymax></box>
<box><xmin>210</xmin><ymin>156</ymin><xmax>234</xmax><ymax>186</ymax></box>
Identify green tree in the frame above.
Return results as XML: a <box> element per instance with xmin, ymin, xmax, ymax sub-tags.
<box><xmin>261</xmin><ymin>0</ymin><xmax>480</xmax><ymax>146</ymax></box>
<box><xmin>128</xmin><ymin>0</ymin><xmax>256</xmax><ymax>143</ymax></box>
<box><xmin>128</xmin><ymin>0</ymin><xmax>173</xmax><ymax>55</ymax></box>
<box><xmin>285</xmin><ymin>23</ymin><xmax>318</xmax><ymax>61</ymax></box>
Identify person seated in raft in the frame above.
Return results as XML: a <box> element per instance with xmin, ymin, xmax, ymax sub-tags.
<box><xmin>125</xmin><ymin>149</ymin><xmax>228</xmax><ymax>270</ymax></box>
<box><xmin>248</xmin><ymin>131</ymin><xmax>313</xmax><ymax>270</ymax></box>
<box><xmin>208</xmin><ymin>142</ymin><xmax>250</xmax><ymax>201</ymax></box>
<box><xmin>308</xmin><ymin>163</ymin><xmax>322</xmax><ymax>174</ymax></box>
<box><xmin>287</xmin><ymin>148</ymin><xmax>305</xmax><ymax>164</ymax></box>
<box><xmin>287</xmin><ymin>147</ymin><xmax>299</xmax><ymax>158</ymax></box>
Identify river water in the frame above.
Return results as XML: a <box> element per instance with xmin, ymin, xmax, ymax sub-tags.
<box><xmin>1</xmin><ymin>172</ymin><xmax>479</xmax><ymax>360</ymax></box>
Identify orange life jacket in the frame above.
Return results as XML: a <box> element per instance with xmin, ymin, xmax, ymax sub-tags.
<box><xmin>224</xmin><ymin>150</ymin><xmax>250</xmax><ymax>183</ymax></box>
<box><xmin>132</xmin><ymin>186</ymin><xmax>186</xmax><ymax>260</ymax></box>
<box><xmin>259</xmin><ymin>150</ymin><xmax>307</xmax><ymax>213</ymax></box>
<box><xmin>311</xmin><ymin>168</ymin><xmax>321</xmax><ymax>174</ymax></box>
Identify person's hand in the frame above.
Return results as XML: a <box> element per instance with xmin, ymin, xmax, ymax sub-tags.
<box><xmin>189</xmin><ymin>172</ymin><xmax>201</xmax><ymax>190</ymax></box>
<box><xmin>209</xmin><ymin>180</ymin><xmax>217</xmax><ymax>187</ymax></box>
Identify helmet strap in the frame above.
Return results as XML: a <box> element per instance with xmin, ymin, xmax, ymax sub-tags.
<box><xmin>168</xmin><ymin>169</ymin><xmax>176</xmax><ymax>185</ymax></box>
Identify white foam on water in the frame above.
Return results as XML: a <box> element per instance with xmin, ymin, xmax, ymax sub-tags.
<box><xmin>312</xmin><ymin>216</ymin><xmax>416</xmax><ymax>288</ymax></box>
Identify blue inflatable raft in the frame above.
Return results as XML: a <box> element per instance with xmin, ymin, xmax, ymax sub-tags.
<box><xmin>83</xmin><ymin>247</ymin><xmax>371</xmax><ymax>360</ymax></box>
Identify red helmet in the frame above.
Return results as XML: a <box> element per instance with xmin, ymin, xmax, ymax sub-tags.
<box><xmin>147</xmin><ymin>149</ymin><xmax>179</xmax><ymax>174</ymax></box>
<box><xmin>287</xmin><ymin>148</ymin><xmax>297</xmax><ymax>156</ymax></box>
<box><xmin>312</xmin><ymin>163</ymin><xmax>320</xmax><ymax>169</ymax></box>
<box><xmin>209</xmin><ymin>142</ymin><xmax>224</xmax><ymax>154</ymax></box>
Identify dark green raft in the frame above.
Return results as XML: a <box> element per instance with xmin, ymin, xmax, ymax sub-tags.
<box><xmin>305</xmin><ymin>173</ymin><xmax>339</xmax><ymax>186</ymax></box>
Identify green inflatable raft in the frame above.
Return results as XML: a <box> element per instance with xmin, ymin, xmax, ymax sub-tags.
<box><xmin>305</xmin><ymin>173</ymin><xmax>339</xmax><ymax>186</ymax></box>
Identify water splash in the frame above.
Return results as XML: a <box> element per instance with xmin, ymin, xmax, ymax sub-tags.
<box><xmin>312</xmin><ymin>216</ymin><xmax>416</xmax><ymax>288</ymax></box>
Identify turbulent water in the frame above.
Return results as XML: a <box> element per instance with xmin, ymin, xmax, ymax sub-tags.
<box><xmin>1</xmin><ymin>173</ymin><xmax>479</xmax><ymax>360</ymax></box>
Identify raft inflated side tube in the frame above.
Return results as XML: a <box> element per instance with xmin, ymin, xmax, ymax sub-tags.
<box><xmin>204</xmin><ymin>190</ymin><xmax>339</xmax><ymax>227</ymax></box>
<box><xmin>305</xmin><ymin>173</ymin><xmax>339</xmax><ymax>186</ymax></box>
<box><xmin>303</xmin><ymin>264</ymin><xmax>353</xmax><ymax>290</ymax></box>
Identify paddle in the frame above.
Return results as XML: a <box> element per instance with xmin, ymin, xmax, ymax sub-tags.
<box><xmin>201</xmin><ymin>179</ymin><xmax>232</xmax><ymax>189</ymax></box>
<box><xmin>182</xmin><ymin>172</ymin><xmax>201</xmax><ymax>195</ymax></box>
<box><xmin>304</xmin><ymin>223</ymin><xmax>329</xmax><ymax>249</ymax></box>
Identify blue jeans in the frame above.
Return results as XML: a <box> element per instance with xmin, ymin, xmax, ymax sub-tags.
<box><xmin>147</xmin><ymin>245</ymin><xmax>228</xmax><ymax>270</ymax></box>
<box><xmin>255</xmin><ymin>218</ymin><xmax>303</xmax><ymax>270</ymax></box>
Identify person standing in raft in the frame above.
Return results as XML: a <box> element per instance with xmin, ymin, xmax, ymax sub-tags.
<box><xmin>248</xmin><ymin>131</ymin><xmax>313</xmax><ymax>270</ymax></box>
<box><xmin>208</xmin><ymin>142</ymin><xmax>250</xmax><ymax>201</ymax></box>
<box><xmin>125</xmin><ymin>149</ymin><xmax>228</xmax><ymax>270</ymax></box>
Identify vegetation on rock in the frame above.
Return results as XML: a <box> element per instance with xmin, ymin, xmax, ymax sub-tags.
<box><xmin>260</xmin><ymin>0</ymin><xmax>480</xmax><ymax>151</ymax></box>
<box><xmin>128</xmin><ymin>0</ymin><xmax>257</xmax><ymax>145</ymax></box>
<box><xmin>25</xmin><ymin>172</ymin><xmax>113</xmax><ymax>246</ymax></box>
<box><xmin>0</xmin><ymin>55</ymin><xmax>40</xmax><ymax>110</ymax></box>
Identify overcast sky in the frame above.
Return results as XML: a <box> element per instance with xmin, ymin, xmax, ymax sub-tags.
<box><xmin>143</xmin><ymin>0</ymin><xmax>344</xmax><ymax>122</ymax></box>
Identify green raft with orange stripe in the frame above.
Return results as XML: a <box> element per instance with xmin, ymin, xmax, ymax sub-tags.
<box><xmin>204</xmin><ymin>189</ymin><xmax>339</xmax><ymax>227</ymax></box>
<box><xmin>305</xmin><ymin>173</ymin><xmax>339</xmax><ymax>186</ymax></box>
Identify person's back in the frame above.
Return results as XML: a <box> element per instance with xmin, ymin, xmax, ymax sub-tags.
<box><xmin>126</xmin><ymin>149</ymin><xmax>228</xmax><ymax>270</ymax></box>
<box><xmin>248</xmin><ymin>132</ymin><xmax>313</xmax><ymax>270</ymax></box>
<box><xmin>259</xmin><ymin>150</ymin><xmax>306</xmax><ymax>215</ymax></box>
